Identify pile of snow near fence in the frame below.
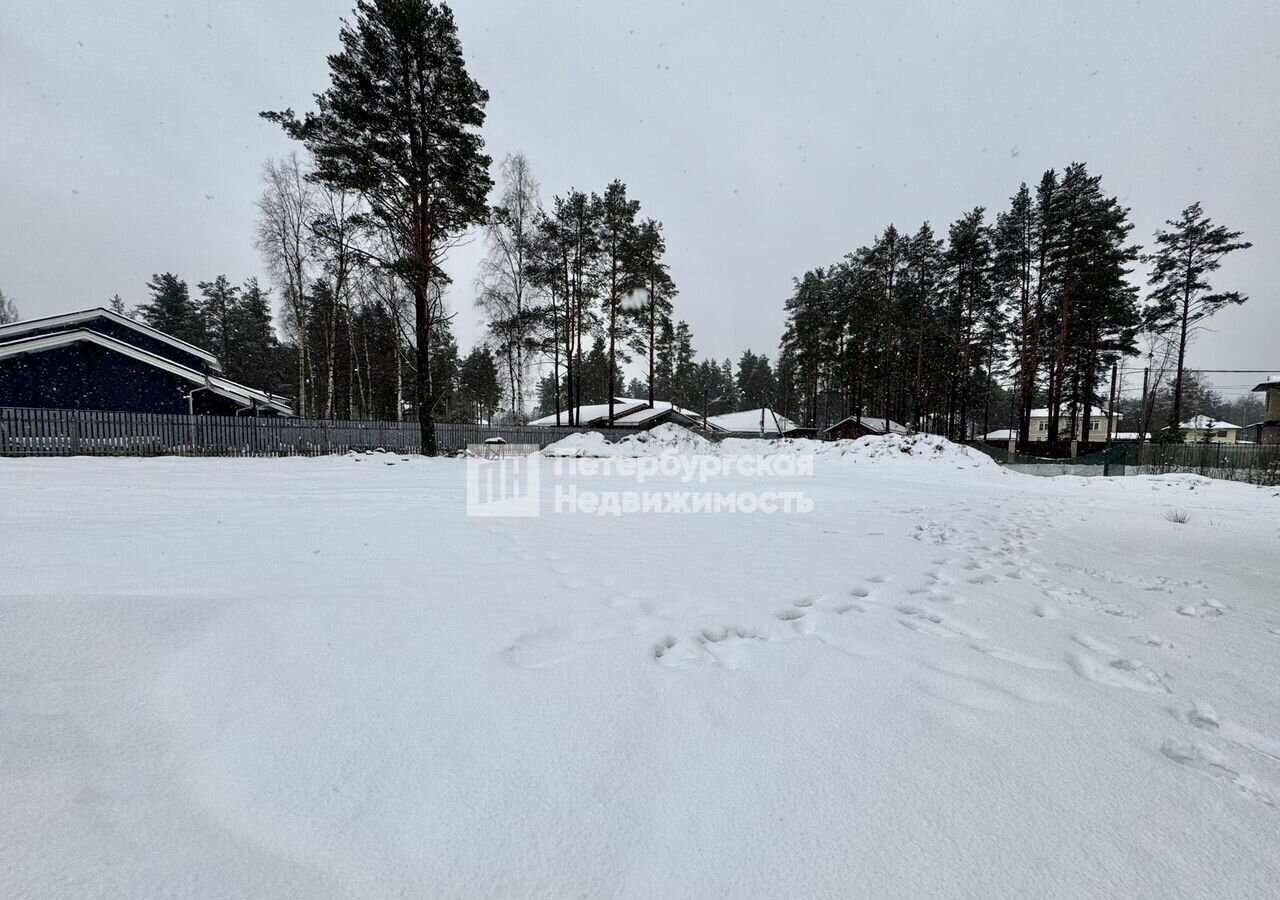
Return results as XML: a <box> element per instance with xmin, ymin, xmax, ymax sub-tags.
<box><xmin>543</xmin><ymin>423</ymin><xmax>717</xmax><ymax>457</ymax></box>
<box><xmin>2</xmin><ymin>451</ymin><xmax>1278</xmax><ymax>899</ymax></box>
<box><xmin>545</xmin><ymin>423</ymin><xmax>996</xmax><ymax>470</ymax></box>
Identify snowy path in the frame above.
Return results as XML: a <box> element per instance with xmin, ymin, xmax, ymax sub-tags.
<box><xmin>2</xmin><ymin>453</ymin><xmax>1278</xmax><ymax>898</ymax></box>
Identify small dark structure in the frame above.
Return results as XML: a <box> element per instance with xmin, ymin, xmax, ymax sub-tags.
<box><xmin>823</xmin><ymin>415</ymin><xmax>910</xmax><ymax>441</ymax></box>
<box><xmin>0</xmin><ymin>308</ymin><xmax>292</xmax><ymax>416</ymax></box>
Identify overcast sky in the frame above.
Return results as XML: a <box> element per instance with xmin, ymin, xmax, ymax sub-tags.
<box><xmin>2</xmin><ymin>0</ymin><xmax>1277</xmax><ymax>399</ymax></box>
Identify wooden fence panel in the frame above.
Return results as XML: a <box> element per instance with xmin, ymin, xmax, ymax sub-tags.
<box><xmin>1</xmin><ymin>407</ymin><xmax>682</xmax><ymax>460</ymax></box>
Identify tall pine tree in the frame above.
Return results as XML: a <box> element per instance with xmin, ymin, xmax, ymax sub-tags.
<box><xmin>263</xmin><ymin>0</ymin><xmax>492</xmax><ymax>454</ymax></box>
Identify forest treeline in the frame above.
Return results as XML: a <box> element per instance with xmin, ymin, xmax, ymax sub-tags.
<box><xmin>9</xmin><ymin>1</ymin><xmax>1254</xmax><ymax>451</ymax></box>
<box><xmin>776</xmin><ymin>165</ymin><xmax>1252</xmax><ymax>447</ymax></box>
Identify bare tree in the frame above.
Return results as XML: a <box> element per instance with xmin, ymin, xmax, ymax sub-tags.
<box><xmin>1137</xmin><ymin>329</ymin><xmax>1178</xmax><ymax>444</ymax></box>
<box><xmin>256</xmin><ymin>153</ymin><xmax>317</xmax><ymax>416</ymax></box>
<box><xmin>309</xmin><ymin>187</ymin><xmax>363</xmax><ymax>419</ymax></box>
<box><xmin>477</xmin><ymin>153</ymin><xmax>542</xmax><ymax>422</ymax></box>
<box><xmin>0</xmin><ymin>289</ymin><xmax>18</xmax><ymax>325</ymax></box>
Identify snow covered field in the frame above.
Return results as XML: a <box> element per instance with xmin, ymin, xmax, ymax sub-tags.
<box><xmin>2</xmin><ymin>437</ymin><xmax>1279</xmax><ymax>899</ymax></box>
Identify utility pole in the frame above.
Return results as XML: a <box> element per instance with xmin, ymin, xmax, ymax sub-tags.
<box><xmin>1106</xmin><ymin>362</ymin><xmax>1118</xmax><ymax>447</ymax></box>
<box><xmin>1138</xmin><ymin>366</ymin><xmax>1150</xmax><ymax>448</ymax></box>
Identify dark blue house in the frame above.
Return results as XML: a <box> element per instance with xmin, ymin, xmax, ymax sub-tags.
<box><xmin>0</xmin><ymin>308</ymin><xmax>293</xmax><ymax>416</ymax></box>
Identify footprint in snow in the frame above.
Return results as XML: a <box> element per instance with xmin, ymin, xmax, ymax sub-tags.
<box><xmin>1160</xmin><ymin>739</ymin><xmax>1275</xmax><ymax>807</ymax></box>
<box><xmin>969</xmin><ymin>642</ymin><xmax>1059</xmax><ymax>671</ymax></box>
<box><xmin>897</xmin><ymin>606</ymin><xmax>987</xmax><ymax>641</ymax></box>
<box><xmin>1178</xmin><ymin>703</ymin><xmax>1280</xmax><ymax>765</ymax></box>
<box><xmin>1065</xmin><ymin>647</ymin><xmax>1171</xmax><ymax>694</ymax></box>
<box><xmin>1176</xmin><ymin>600</ymin><xmax>1225</xmax><ymax>618</ymax></box>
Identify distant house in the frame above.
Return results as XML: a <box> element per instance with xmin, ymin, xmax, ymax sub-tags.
<box><xmin>705</xmin><ymin>407</ymin><xmax>811</xmax><ymax>436</ymax></box>
<box><xmin>529</xmin><ymin>398</ymin><xmax>706</xmax><ymax>430</ymax></box>
<box><xmin>1249</xmin><ymin>378</ymin><xmax>1280</xmax><ymax>445</ymax></box>
<box><xmin>1172</xmin><ymin>415</ymin><xmax>1241</xmax><ymax>444</ymax></box>
<box><xmin>1025</xmin><ymin>406</ymin><xmax>1120</xmax><ymax>443</ymax></box>
<box><xmin>0</xmin><ymin>308</ymin><xmax>292</xmax><ymax>416</ymax></box>
<box><xmin>823</xmin><ymin>415</ymin><xmax>910</xmax><ymax>441</ymax></box>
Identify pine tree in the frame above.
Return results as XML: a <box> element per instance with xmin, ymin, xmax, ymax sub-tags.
<box><xmin>592</xmin><ymin>180</ymin><xmax>641</xmax><ymax>424</ymax></box>
<box><xmin>138</xmin><ymin>273</ymin><xmax>207</xmax><ymax>348</ymax></box>
<box><xmin>900</xmin><ymin>223</ymin><xmax>945</xmax><ymax>428</ymax></box>
<box><xmin>533</xmin><ymin>191</ymin><xmax>600</xmax><ymax>424</ymax></box>
<box><xmin>653</xmin><ymin>317</ymin><xmax>675</xmax><ymax>401</ymax></box>
<box><xmin>943</xmin><ymin>208</ymin><xmax>995</xmax><ymax>440</ymax></box>
<box><xmin>992</xmin><ymin>184</ymin><xmax>1037</xmax><ymax>442</ymax></box>
<box><xmin>671</xmin><ymin>320</ymin><xmax>698</xmax><ymax>410</ymax></box>
<box><xmin>1041</xmin><ymin>163</ymin><xmax>1138</xmax><ymax>447</ymax></box>
<box><xmin>108</xmin><ymin>293</ymin><xmax>127</xmax><ymax>316</ymax></box>
<box><xmin>626</xmin><ymin>218</ymin><xmax>676</xmax><ymax>407</ymax></box>
<box><xmin>428</xmin><ymin>321</ymin><xmax>460</xmax><ymax>421</ymax></box>
<box><xmin>227</xmin><ymin>278</ymin><xmax>278</xmax><ymax>392</ymax></box>
<box><xmin>735</xmin><ymin>350</ymin><xmax>776</xmax><ymax>410</ymax></box>
<box><xmin>457</xmin><ymin>346</ymin><xmax>502</xmax><ymax>423</ymax></box>
<box><xmin>197</xmin><ymin>275</ymin><xmax>241</xmax><ymax>367</ymax></box>
<box><xmin>263</xmin><ymin>0</ymin><xmax>492</xmax><ymax>454</ymax></box>
<box><xmin>1144</xmin><ymin>202</ymin><xmax>1251</xmax><ymax>434</ymax></box>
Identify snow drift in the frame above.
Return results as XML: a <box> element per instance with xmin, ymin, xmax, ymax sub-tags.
<box><xmin>2</xmin><ymin>454</ymin><xmax>1277</xmax><ymax>899</ymax></box>
<box><xmin>543</xmin><ymin>423</ymin><xmax>996</xmax><ymax>470</ymax></box>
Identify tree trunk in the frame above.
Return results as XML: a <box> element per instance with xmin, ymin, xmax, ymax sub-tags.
<box><xmin>414</xmin><ymin>282</ymin><xmax>436</xmax><ymax>455</ymax></box>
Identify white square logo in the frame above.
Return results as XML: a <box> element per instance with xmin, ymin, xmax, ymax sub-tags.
<box><xmin>466</xmin><ymin>452</ymin><xmax>541</xmax><ymax>517</ymax></box>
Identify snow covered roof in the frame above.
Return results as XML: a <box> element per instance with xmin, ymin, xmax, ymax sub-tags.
<box><xmin>0</xmin><ymin>307</ymin><xmax>221</xmax><ymax>371</ymax></box>
<box><xmin>985</xmin><ymin>429</ymin><xmax>1015</xmax><ymax>440</ymax></box>
<box><xmin>1251</xmin><ymin>378</ymin><xmax>1280</xmax><ymax>392</ymax></box>
<box><xmin>1179</xmin><ymin>416</ymin><xmax>1241</xmax><ymax>431</ymax></box>
<box><xmin>530</xmin><ymin>398</ymin><xmax>709</xmax><ymax>428</ymax></box>
<box><xmin>706</xmin><ymin>408</ymin><xmax>802</xmax><ymax>434</ymax></box>
<box><xmin>824</xmin><ymin>415</ymin><xmax>910</xmax><ymax>435</ymax></box>
<box><xmin>529</xmin><ymin>401</ymin><xmax>645</xmax><ymax>427</ymax></box>
<box><xmin>0</xmin><ymin>328</ymin><xmax>293</xmax><ymax>414</ymax></box>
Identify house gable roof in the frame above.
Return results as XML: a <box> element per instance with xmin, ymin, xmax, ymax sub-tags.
<box><xmin>1178</xmin><ymin>415</ymin><xmax>1241</xmax><ymax>431</ymax></box>
<box><xmin>0</xmin><ymin>328</ymin><xmax>291</xmax><ymax>414</ymax></box>
<box><xmin>823</xmin><ymin>415</ymin><xmax>910</xmax><ymax>435</ymax></box>
<box><xmin>0</xmin><ymin>307</ymin><xmax>221</xmax><ymax>371</ymax></box>
<box><xmin>707</xmin><ymin>408</ymin><xmax>802</xmax><ymax>434</ymax></box>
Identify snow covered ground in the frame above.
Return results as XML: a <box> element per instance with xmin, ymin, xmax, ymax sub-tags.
<box><xmin>2</xmin><ymin>438</ymin><xmax>1279</xmax><ymax>899</ymax></box>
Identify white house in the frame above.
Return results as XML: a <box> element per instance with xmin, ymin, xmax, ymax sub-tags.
<box><xmin>1174</xmin><ymin>415</ymin><xmax>1241</xmax><ymax>444</ymax></box>
<box><xmin>1025</xmin><ymin>406</ymin><xmax>1120</xmax><ymax>443</ymax></box>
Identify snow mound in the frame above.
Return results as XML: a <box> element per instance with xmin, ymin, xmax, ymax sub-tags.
<box><xmin>544</xmin><ymin>425</ymin><xmax>995</xmax><ymax>468</ymax></box>
<box><xmin>543</xmin><ymin>423</ymin><xmax>715</xmax><ymax>458</ymax></box>
<box><xmin>830</xmin><ymin>432</ymin><xmax>998</xmax><ymax>466</ymax></box>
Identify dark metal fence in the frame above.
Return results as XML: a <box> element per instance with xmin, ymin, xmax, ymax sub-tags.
<box><xmin>0</xmin><ymin>407</ymin><xmax>634</xmax><ymax>458</ymax></box>
<box><xmin>972</xmin><ymin>439</ymin><xmax>1280</xmax><ymax>485</ymax></box>
<box><xmin>1121</xmin><ymin>441</ymin><xmax>1280</xmax><ymax>486</ymax></box>
<box><xmin>971</xmin><ymin>443</ymin><xmax>1129</xmax><ymax>477</ymax></box>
